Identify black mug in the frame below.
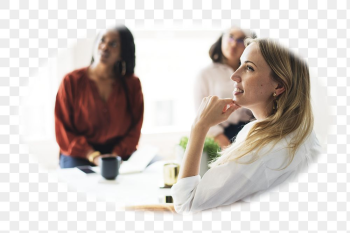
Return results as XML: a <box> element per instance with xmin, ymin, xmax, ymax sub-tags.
<box><xmin>100</xmin><ymin>156</ymin><xmax>121</xmax><ymax>180</ymax></box>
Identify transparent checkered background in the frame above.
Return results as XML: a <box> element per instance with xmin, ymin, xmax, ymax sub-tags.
<box><xmin>0</xmin><ymin>0</ymin><xmax>348</xmax><ymax>232</ymax></box>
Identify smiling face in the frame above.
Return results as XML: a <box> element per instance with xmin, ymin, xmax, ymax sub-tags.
<box><xmin>231</xmin><ymin>43</ymin><xmax>279</xmax><ymax>119</ymax></box>
<box><xmin>94</xmin><ymin>30</ymin><xmax>121</xmax><ymax>67</ymax></box>
<box><xmin>221</xmin><ymin>28</ymin><xmax>246</xmax><ymax>64</ymax></box>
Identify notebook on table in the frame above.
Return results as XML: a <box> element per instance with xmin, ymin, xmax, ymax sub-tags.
<box><xmin>119</xmin><ymin>145</ymin><xmax>158</xmax><ymax>174</ymax></box>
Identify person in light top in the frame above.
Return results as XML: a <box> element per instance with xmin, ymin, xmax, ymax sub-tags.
<box><xmin>171</xmin><ymin>38</ymin><xmax>321</xmax><ymax>214</ymax></box>
<box><xmin>194</xmin><ymin>27</ymin><xmax>256</xmax><ymax>148</ymax></box>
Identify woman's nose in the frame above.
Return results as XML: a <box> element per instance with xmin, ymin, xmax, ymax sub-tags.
<box><xmin>100</xmin><ymin>43</ymin><xmax>108</xmax><ymax>51</ymax></box>
<box><xmin>230</xmin><ymin>71</ymin><xmax>241</xmax><ymax>83</ymax></box>
<box><xmin>230</xmin><ymin>39</ymin><xmax>238</xmax><ymax>48</ymax></box>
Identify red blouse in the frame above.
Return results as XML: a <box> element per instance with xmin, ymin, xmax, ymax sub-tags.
<box><xmin>55</xmin><ymin>67</ymin><xmax>144</xmax><ymax>160</ymax></box>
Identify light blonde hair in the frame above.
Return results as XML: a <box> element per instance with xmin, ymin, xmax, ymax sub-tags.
<box><xmin>211</xmin><ymin>38</ymin><xmax>313</xmax><ymax>170</ymax></box>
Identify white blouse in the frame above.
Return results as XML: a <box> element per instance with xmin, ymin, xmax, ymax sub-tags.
<box><xmin>194</xmin><ymin>62</ymin><xmax>253</xmax><ymax>137</ymax></box>
<box><xmin>171</xmin><ymin>121</ymin><xmax>321</xmax><ymax>214</ymax></box>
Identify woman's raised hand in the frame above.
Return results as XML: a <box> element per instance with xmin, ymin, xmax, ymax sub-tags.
<box><xmin>193</xmin><ymin>96</ymin><xmax>240</xmax><ymax>130</ymax></box>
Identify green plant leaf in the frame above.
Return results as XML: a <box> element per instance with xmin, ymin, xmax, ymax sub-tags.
<box><xmin>178</xmin><ymin>136</ymin><xmax>221</xmax><ymax>162</ymax></box>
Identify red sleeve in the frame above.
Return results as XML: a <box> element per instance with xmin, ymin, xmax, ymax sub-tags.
<box><xmin>55</xmin><ymin>74</ymin><xmax>93</xmax><ymax>158</ymax></box>
<box><xmin>112</xmin><ymin>77</ymin><xmax>144</xmax><ymax>158</ymax></box>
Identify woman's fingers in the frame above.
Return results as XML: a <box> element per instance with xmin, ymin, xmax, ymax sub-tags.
<box><xmin>100</xmin><ymin>154</ymin><xmax>116</xmax><ymax>158</ymax></box>
<box><xmin>222</xmin><ymin>100</ymin><xmax>240</xmax><ymax>113</ymax></box>
<box><xmin>201</xmin><ymin>96</ymin><xmax>240</xmax><ymax>114</ymax></box>
<box><xmin>221</xmin><ymin>99</ymin><xmax>234</xmax><ymax>113</ymax></box>
<box><xmin>195</xmin><ymin>96</ymin><xmax>241</xmax><ymax>127</ymax></box>
<box><xmin>224</xmin><ymin>103</ymin><xmax>240</xmax><ymax>115</ymax></box>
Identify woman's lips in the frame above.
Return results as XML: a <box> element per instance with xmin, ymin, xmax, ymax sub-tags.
<box><xmin>100</xmin><ymin>52</ymin><xmax>109</xmax><ymax>59</ymax></box>
<box><xmin>233</xmin><ymin>87</ymin><xmax>244</xmax><ymax>95</ymax></box>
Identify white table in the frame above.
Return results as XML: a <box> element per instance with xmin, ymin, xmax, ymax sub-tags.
<box><xmin>55</xmin><ymin>161</ymin><xmax>173</xmax><ymax>208</ymax></box>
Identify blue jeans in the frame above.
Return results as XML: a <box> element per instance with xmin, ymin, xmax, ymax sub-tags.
<box><xmin>59</xmin><ymin>154</ymin><xmax>95</xmax><ymax>169</ymax></box>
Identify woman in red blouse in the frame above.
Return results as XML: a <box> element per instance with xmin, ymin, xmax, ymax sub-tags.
<box><xmin>55</xmin><ymin>25</ymin><xmax>144</xmax><ymax>168</ymax></box>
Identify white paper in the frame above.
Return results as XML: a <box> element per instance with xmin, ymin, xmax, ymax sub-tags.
<box><xmin>119</xmin><ymin>145</ymin><xmax>158</xmax><ymax>174</ymax></box>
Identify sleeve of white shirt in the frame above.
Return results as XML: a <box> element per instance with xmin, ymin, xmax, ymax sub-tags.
<box><xmin>171</xmin><ymin>156</ymin><xmax>269</xmax><ymax>214</ymax></box>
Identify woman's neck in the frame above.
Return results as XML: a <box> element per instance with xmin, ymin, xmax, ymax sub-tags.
<box><xmin>250</xmin><ymin>102</ymin><xmax>274</xmax><ymax>121</ymax></box>
<box><xmin>89</xmin><ymin>62</ymin><xmax>114</xmax><ymax>81</ymax></box>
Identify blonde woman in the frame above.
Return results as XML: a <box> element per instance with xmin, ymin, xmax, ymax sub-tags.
<box><xmin>171</xmin><ymin>38</ymin><xmax>321</xmax><ymax>214</ymax></box>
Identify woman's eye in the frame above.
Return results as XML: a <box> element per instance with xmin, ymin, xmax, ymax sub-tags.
<box><xmin>246</xmin><ymin>65</ymin><xmax>254</xmax><ymax>71</ymax></box>
<box><xmin>110</xmin><ymin>42</ymin><xmax>117</xmax><ymax>47</ymax></box>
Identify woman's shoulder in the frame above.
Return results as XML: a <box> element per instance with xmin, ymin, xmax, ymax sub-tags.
<box><xmin>125</xmin><ymin>74</ymin><xmax>140</xmax><ymax>81</ymax></box>
<box><xmin>125</xmin><ymin>74</ymin><xmax>141</xmax><ymax>84</ymax></box>
<box><xmin>197</xmin><ymin>62</ymin><xmax>232</xmax><ymax>78</ymax></box>
<box><xmin>282</xmin><ymin>129</ymin><xmax>321</xmax><ymax>154</ymax></box>
<box><xmin>262</xmin><ymin>130</ymin><xmax>321</xmax><ymax>171</ymax></box>
<box><xmin>298</xmin><ymin>130</ymin><xmax>322</xmax><ymax>162</ymax></box>
<box><xmin>62</xmin><ymin>67</ymin><xmax>89</xmax><ymax>84</ymax></box>
<box><xmin>124</xmin><ymin>74</ymin><xmax>142</xmax><ymax>92</ymax></box>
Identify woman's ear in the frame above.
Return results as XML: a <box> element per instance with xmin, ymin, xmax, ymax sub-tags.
<box><xmin>275</xmin><ymin>83</ymin><xmax>285</xmax><ymax>96</ymax></box>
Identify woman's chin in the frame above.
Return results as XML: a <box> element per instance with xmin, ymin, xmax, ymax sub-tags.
<box><xmin>233</xmin><ymin>99</ymin><xmax>245</xmax><ymax>108</ymax></box>
<box><xmin>99</xmin><ymin>58</ymin><xmax>108</xmax><ymax>64</ymax></box>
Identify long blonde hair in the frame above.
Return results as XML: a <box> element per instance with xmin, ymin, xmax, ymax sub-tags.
<box><xmin>211</xmin><ymin>38</ymin><xmax>313</xmax><ymax>170</ymax></box>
